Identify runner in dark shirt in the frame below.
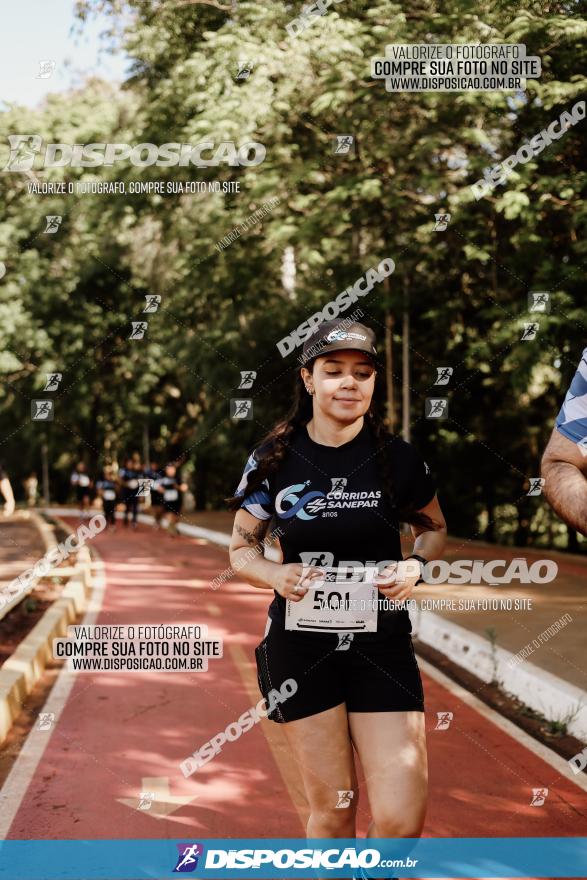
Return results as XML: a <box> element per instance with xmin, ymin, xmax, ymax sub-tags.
<box><xmin>227</xmin><ymin>320</ymin><xmax>447</xmax><ymax>860</ymax></box>
<box><xmin>96</xmin><ymin>466</ymin><xmax>118</xmax><ymax>529</ymax></box>
<box><xmin>70</xmin><ymin>462</ymin><xmax>92</xmax><ymax>518</ymax></box>
<box><xmin>157</xmin><ymin>463</ymin><xmax>187</xmax><ymax>536</ymax></box>
<box><xmin>119</xmin><ymin>456</ymin><xmax>142</xmax><ymax>528</ymax></box>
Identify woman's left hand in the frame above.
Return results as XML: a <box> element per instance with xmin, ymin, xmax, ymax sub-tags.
<box><xmin>374</xmin><ymin>559</ymin><xmax>421</xmax><ymax>602</ymax></box>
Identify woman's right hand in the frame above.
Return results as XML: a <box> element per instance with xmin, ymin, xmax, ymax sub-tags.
<box><xmin>274</xmin><ymin>563</ymin><xmax>325</xmax><ymax>602</ymax></box>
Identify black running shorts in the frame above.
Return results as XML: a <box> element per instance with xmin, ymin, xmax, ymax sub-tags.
<box><xmin>254</xmin><ymin>619</ymin><xmax>424</xmax><ymax>723</ymax></box>
<box><xmin>164</xmin><ymin>500</ymin><xmax>182</xmax><ymax>515</ymax></box>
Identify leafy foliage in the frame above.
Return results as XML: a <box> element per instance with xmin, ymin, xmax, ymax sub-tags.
<box><xmin>0</xmin><ymin>0</ymin><xmax>586</xmax><ymax>545</ymax></box>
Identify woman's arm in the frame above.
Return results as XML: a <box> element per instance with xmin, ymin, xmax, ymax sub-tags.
<box><xmin>376</xmin><ymin>494</ymin><xmax>447</xmax><ymax>600</ymax></box>
<box><xmin>228</xmin><ymin>508</ymin><xmax>323</xmax><ymax>599</ymax></box>
<box><xmin>228</xmin><ymin>509</ymin><xmax>277</xmax><ymax>590</ymax></box>
<box><xmin>408</xmin><ymin>494</ymin><xmax>447</xmax><ymax>560</ymax></box>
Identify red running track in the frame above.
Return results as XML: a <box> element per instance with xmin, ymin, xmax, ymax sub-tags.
<box><xmin>3</xmin><ymin>519</ymin><xmax>586</xmax><ymax>874</ymax></box>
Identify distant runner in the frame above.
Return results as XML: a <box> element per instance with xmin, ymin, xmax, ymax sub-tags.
<box><xmin>70</xmin><ymin>462</ymin><xmax>92</xmax><ymax>518</ymax></box>
<box><xmin>0</xmin><ymin>462</ymin><xmax>15</xmax><ymax>516</ymax></box>
<box><xmin>157</xmin><ymin>463</ymin><xmax>187</xmax><ymax>536</ymax></box>
<box><xmin>119</xmin><ymin>455</ymin><xmax>142</xmax><ymax>529</ymax></box>
<box><xmin>23</xmin><ymin>472</ymin><xmax>38</xmax><ymax>508</ymax></box>
<box><xmin>96</xmin><ymin>466</ymin><xmax>119</xmax><ymax>530</ymax></box>
<box><xmin>144</xmin><ymin>460</ymin><xmax>163</xmax><ymax>525</ymax></box>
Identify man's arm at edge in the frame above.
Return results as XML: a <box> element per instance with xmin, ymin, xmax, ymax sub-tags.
<box><xmin>541</xmin><ymin>427</ymin><xmax>587</xmax><ymax>537</ymax></box>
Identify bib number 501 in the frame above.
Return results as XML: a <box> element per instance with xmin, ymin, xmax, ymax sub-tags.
<box><xmin>313</xmin><ymin>590</ymin><xmax>350</xmax><ymax>610</ymax></box>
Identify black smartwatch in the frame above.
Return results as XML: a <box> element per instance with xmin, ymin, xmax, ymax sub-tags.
<box><xmin>404</xmin><ymin>555</ymin><xmax>428</xmax><ymax>585</ymax></box>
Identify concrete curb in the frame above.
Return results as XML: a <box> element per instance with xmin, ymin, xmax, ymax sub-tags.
<box><xmin>411</xmin><ymin>608</ymin><xmax>587</xmax><ymax>741</ymax></box>
<box><xmin>0</xmin><ymin>518</ymin><xmax>93</xmax><ymax>745</ymax></box>
<box><xmin>43</xmin><ymin>507</ymin><xmax>232</xmax><ymax>547</ymax></box>
<box><xmin>0</xmin><ymin>511</ymin><xmax>58</xmax><ymax>621</ymax></box>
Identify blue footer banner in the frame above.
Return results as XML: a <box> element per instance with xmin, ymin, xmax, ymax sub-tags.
<box><xmin>0</xmin><ymin>838</ymin><xmax>586</xmax><ymax>878</ymax></box>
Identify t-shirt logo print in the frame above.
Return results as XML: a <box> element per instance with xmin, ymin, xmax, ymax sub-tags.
<box><xmin>275</xmin><ymin>481</ymin><xmax>326</xmax><ymax>520</ymax></box>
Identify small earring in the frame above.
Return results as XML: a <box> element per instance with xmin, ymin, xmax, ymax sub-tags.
<box><xmin>306</xmin><ymin>386</ymin><xmax>314</xmax><ymax>395</ymax></box>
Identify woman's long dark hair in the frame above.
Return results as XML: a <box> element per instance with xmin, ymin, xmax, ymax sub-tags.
<box><xmin>226</xmin><ymin>361</ymin><xmax>441</xmax><ymax>532</ymax></box>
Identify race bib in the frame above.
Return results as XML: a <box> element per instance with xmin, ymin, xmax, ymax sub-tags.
<box><xmin>285</xmin><ymin>567</ymin><xmax>378</xmax><ymax>633</ymax></box>
<box><xmin>103</xmin><ymin>489</ymin><xmax>116</xmax><ymax>500</ymax></box>
<box><xmin>164</xmin><ymin>488</ymin><xmax>179</xmax><ymax>501</ymax></box>
<box><xmin>127</xmin><ymin>479</ymin><xmax>138</xmax><ymax>489</ymax></box>
<box><xmin>78</xmin><ymin>474</ymin><xmax>90</xmax><ymax>487</ymax></box>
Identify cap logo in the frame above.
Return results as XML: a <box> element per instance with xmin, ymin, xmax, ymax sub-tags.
<box><xmin>325</xmin><ymin>330</ymin><xmax>367</xmax><ymax>342</ymax></box>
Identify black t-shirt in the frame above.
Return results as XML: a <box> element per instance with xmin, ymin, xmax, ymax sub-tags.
<box><xmin>96</xmin><ymin>479</ymin><xmax>117</xmax><ymax>500</ymax></box>
<box><xmin>157</xmin><ymin>475</ymin><xmax>182</xmax><ymax>503</ymax></box>
<box><xmin>145</xmin><ymin>469</ymin><xmax>163</xmax><ymax>500</ymax></box>
<box><xmin>234</xmin><ymin>420</ymin><xmax>436</xmax><ymax>637</ymax></box>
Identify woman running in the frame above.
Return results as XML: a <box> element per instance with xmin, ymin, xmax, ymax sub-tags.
<box><xmin>227</xmin><ymin>320</ymin><xmax>446</xmax><ymax>869</ymax></box>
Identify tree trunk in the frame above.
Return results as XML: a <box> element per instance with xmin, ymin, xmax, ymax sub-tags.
<box><xmin>483</xmin><ymin>482</ymin><xmax>496</xmax><ymax>543</ymax></box>
<box><xmin>195</xmin><ymin>455</ymin><xmax>208</xmax><ymax>510</ymax></box>
<box><xmin>567</xmin><ymin>525</ymin><xmax>579</xmax><ymax>553</ymax></box>
<box><xmin>384</xmin><ymin>309</ymin><xmax>395</xmax><ymax>432</ymax></box>
<box><xmin>514</xmin><ymin>504</ymin><xmax>529</xmax><ymax>547</ymax></box>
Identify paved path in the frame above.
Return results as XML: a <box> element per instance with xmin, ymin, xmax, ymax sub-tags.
<box><xmin>0</xmin><ymin>516</ymin><xmax>585</xmax><ymax>880</ymax></box>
